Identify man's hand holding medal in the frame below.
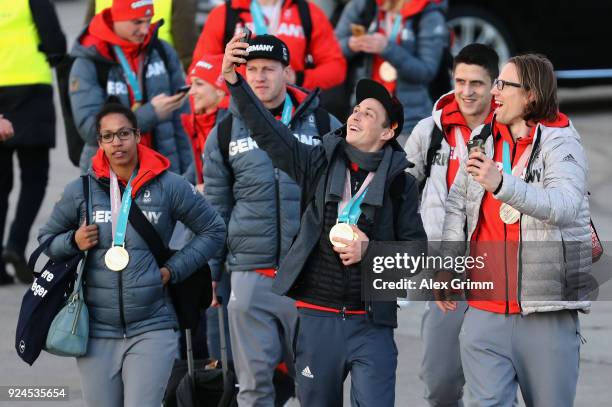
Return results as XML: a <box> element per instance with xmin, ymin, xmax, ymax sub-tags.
<box><xmin>330</xmin><ymin>224</ymin><xmax>369</xmax><ymax>266</ymax></box>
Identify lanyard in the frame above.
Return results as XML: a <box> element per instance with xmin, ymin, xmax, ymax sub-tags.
<box><xmin>280</xmin><ymin>94</ymin><xmax>293</xmax><ymax>125</ymax></box>
<box><xmin>250</xmin><ymin>0</ymin><xmax>282</xmax><ymax>35</ymax></box>
<box><xmin>502</xmin><ymin>141</ymin><xmax>533</xmax><ymax>178</ymax></box>
<box><xmin>383</xmin><ymin>12</ymin><xmax>403</xmax><ymax>40</ymax></box>
<box><xmin>110</xmin><ymin>169</ymin><xmax>137</xmax><ymax>247</ymax></box>
<box><xmin>337</xmin><ymin>170</ymin><xmax>375</xmax><ymax>224</ymax></box>
<box><xmin>113</xmin><ymin>46</ymin><xmax>143</xmax><ymax>103</ymax></box>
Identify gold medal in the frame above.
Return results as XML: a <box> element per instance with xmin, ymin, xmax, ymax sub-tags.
<box><xmin>104</xmin><ymin>246</ymin><xmax>130</xmax><ymax>271</ymax></box>
<box><xmin>499</xmin><ymin>203</ymin><xmax>520</xmax><ymax>224</ymax></box>
<box><xmin>131</xmin><ymin>102</ymin><xmax>142</xmax><ymax>111</ymax></box>
<box><xmin>329</xmin><ymin>223</ymin><xmax>357</xmax><ymax>248</ymax></box>
<box><xmin>379</xmin><ymin>61</ymin><xmax>397</xmax><ymax>83</ymax></box>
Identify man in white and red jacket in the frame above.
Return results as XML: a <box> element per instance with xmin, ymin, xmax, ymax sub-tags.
<box><xmin>405</xmin><ymin>43</ymin><xmax>499</xmax><ymax>407</ymax></box>
<box><xmin>440</xmin><ymin>54</ymin><xmax>591</xmax><ymax>407</ymax></box>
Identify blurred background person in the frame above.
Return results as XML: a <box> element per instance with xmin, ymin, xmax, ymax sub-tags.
<box><xmin>69</xmin><ymin>0</ymin><xmax>193</xmax><ymax>174</ymax></box>
<box><xmin>84</xmin><ymin>0</ymin><xmax>198</xmax><ymax>70</ymax></box>
<box><xmin>192</xmin><ymin>0</ymin><xmax>347</xmax><ymax>91</ymax></box>
<box><xmin>335</xmin><ymin>0</ymin><xmax>448</xmax><ymax>144</ymax></box>
<box><xmin>180</xmin><ymin>54</ymin><xmax>233</xmax><ymax>361</ymax></box>
<box><xmin>0</xmin><ymin>0</ymin><xmax>66</xmax><ymax>284</ymax></box>
<box><xmin>182</xmin><ymin>54</ymin><xmax>230</xmax><ymax>191</ymax></box>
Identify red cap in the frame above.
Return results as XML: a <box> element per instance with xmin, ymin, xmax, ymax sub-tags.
<box><xmin>111</xmin><ymin>0</ymin><xmax>154</xmax><ymax>21</ymax></box>
<box><xmin>188</xmin><ymin>55</ymin><xmax>228</xmax><ymax>93</ymax></box>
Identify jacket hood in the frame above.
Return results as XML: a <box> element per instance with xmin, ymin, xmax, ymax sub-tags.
<box><xmin>432</xmin><ymin>91</ymin><xmax>496</xmax><ymax>131</ymax></box>
<box><xmin>431</xmin><ymin>90</ymin><xmax>455</xmax><ymax>129</ymax></box>
<box><xmin>229</xmin><ymin>84</ymin><xmax>319</xmax><ymax>120</ymax></box>
<box><xmin>71</xmin><ymin>9</ymin><xmax>161</xmax><ymax>62</ymax></box>
<box><xmin>90</xmin><ymin>144</ymin><xmax>171</xmax><ymax>197</ymax></box>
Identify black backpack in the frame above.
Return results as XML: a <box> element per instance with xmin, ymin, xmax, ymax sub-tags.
<box><xmin>419</xmin><ymin>122</ymin><xmax>495</xmax><ymax>192</ymax></box>
<box><xmin>222</xmin><ymin>0</ymin><xmax>315</xmax><ymax>68</ymax></box>
<box><xmin>418</xmin><ymin>124</ymin><xmax>444</xmax><ymax>192</ymax></box>
<box><xmin>56</xmin><ymin>40</ymin><xmax>170</xmax><ymax>167</ymax></box>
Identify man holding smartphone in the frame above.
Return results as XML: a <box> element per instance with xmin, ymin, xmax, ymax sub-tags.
<box><xmin>203</xmin><ymin>34</ymin><xmax>341</xmax><ymax>406</ymax></box>
<box><xmin>70</xmin><ymin>0</ymin><xmax>193</xmax><ymax>174</ymax></box>
<box><xmin>440</xmin><ymin>54</ymin><xmax>591</xmax><ymax>407</ymax></box>
<box><xmin>404</xmin><ymin>43</ymin><xmax>498</xmax><ymax>407</ymax></box>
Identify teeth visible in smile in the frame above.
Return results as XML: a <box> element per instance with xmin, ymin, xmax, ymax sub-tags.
<box><xmin>349</xmin><ymin>125</ymin><xmax>360</xmax><ymax>131</ymax></box>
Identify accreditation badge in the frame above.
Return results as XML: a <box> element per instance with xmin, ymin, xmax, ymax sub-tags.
<box><xmin>329</xmin><ymin>223</ymin><xmax>357</xmax><ymax>248</ymax></box>
<box><xmin>379</xmin><ymin>61</ymin><xmax>398</xmax><ymax>83</ymax></box>
<box><xmin>499</xmin><ymin>203</ymin><xmax>520</xmax><ymax>224</ymax></box>
<box><xmin>104</xmin><ymin>246</ymin><xmax>130</xmax><ymax>271</ymax></box>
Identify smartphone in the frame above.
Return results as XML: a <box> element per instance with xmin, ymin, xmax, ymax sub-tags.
<box><xmin>351</xmin><ymin>24</ymin><xmax>366</xmax><ymax>37</ymax></box>
<box><xmin>241</xmin><ymin>26</ymin><xmax>252</xmax><ymax>43</ymax></box>
<box><xmin>174</xmin><ymin>85</ymin><xmax>191</xmax><ymax>96</ymax></box>
<box><xmin>467</xmin><ymin>138</ymin><xmax>485</xmax><ymax>155</ymax></box>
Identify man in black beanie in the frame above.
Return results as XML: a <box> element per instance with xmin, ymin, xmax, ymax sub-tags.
<box><xmin>221</xmin><ymin>32</ymin><xmax>426</xmax><ymax>406</ymax></box>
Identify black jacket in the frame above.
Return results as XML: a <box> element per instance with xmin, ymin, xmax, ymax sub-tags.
<box><xmin>0</xmin><ymin>0</ymin><xmax>66</xmax><ymax>148</ymax></box>
<box><xmin>227</xmin><ymin>75</ymin><xmax>427</xmax><ymax>327</ymax></box>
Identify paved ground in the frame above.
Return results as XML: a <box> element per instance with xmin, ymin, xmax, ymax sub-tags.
<box><xmin>1</xmin><ymin>1</ymin><xmax>612</xmax><ymax>405</ymax></box>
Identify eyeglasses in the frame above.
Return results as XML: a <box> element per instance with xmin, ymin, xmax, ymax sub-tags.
<box><xmin>493</xmin><ymin>78</ymin><xmax>522</xmax><ymax>91</ymax></box>
<box><xmin>98</xmin><ymin>128</ymin><xmax>138</xmax><ymax>144</ymax></box>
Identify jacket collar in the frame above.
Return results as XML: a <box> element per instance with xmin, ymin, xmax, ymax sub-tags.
<box><xmin>324</xmin><ymin>131</ymin><xmax>409</xmax><ymax>208</ymax></box>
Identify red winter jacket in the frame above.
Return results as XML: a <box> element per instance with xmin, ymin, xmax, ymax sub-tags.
<box><xmin>192</xmin><ymin>0</ymin><xmax>346</xmax><ymax>90</ymax></box>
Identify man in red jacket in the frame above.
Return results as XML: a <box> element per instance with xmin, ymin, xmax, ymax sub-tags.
<box><xmin>192</xmin><ymin>0</ymin><xmax>346</xmax><ymax>90</ymax></box>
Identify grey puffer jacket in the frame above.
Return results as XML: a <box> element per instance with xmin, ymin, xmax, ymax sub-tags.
<box><xmin>335</xmin><ymin>0</ymin><xmax>448</xmax><ymax>134</ymax></box>
<box><xmin>405</xmin><ymin>92</ymin><xmax>468</xmax><ymax>242</ymax></box>
<box><xmin>203</xmin><ymin>86</ymin><xmax>341</xmax><ymax>280</ymax></box>
<box><xmin>442</xmin><ymin>119</ymin><xmax>592</xmax><ymax>314</ymax></box>
<box><xmin>69</xmin><ymin>15</ymin><xmax>193</xmax><ymax>174</ymax></box>
<box><xmin>38</xmin><ymin>149</ymin><xmax>226</xmax><ymax>338</ymax></box>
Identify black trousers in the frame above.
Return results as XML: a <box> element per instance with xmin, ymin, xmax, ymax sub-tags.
<box><xmin>0</xmin><ymin>146</ymin><xmax>49</xmax><ymax>259</ymax></box>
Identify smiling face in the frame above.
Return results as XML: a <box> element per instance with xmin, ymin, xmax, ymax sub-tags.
<box><xmin>189</xmin><ymin>77</ymin><xmax>224</xmax><ymax>114</ymax></box>
<box><xmin>453</xmin><ymin>62</ymin><xmax>493</xmax><ymax>124</ymax></box>
<box><xmin>98</xmin><ymin>113</ymin><xmax>141</xmax><ymax>168</ymax></box>
<box><xmin>491</xmin><ymin>63</ymin><xmax>532</xmax><ymax>127</ymax></box>
<box><xmin>245</xmin><ymin>59</ymin><xmax>288</xmax><ymax>108</ymax></box>
<box><xmin>346</xmin><ymin>98</ymin><xmax>394</xmax><ymax>152</ymax></box>
<box><xmin>113</xmin><ymin>17</ymin><xmax>152</xmax><ymax>44</ymax></box>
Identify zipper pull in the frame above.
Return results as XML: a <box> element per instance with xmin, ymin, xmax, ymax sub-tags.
<box><xmin>340</xmin><ymin>306</ymin><xmax>347</xmax><ymax>320</ymax></box>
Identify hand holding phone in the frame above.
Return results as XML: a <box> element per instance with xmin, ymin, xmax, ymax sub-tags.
<box><xmin>351</xmin><ymin>24</ymin><xmax>366</xmax><ymax>37</ymax></box>
<box><xmin>467</xmin><ymin>139</ymin><xmax>485</xmax><ymax>155</ymax></box>
<box><xmin>174</xmin><ymin>85</ymin><xmax>191</xmax><ymax>96</ymax></box>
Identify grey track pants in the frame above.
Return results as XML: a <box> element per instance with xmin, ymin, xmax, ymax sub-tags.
<box><xmin>420</xmin><ymin>301</ymin><xmax>467</xmax><ymax>407</ymax></box>
<box><xmin>460</xmin><ymin>307</ymin><xmax>581</xmax><ymax>407</ymax></box>
<box><xmin>76</xmin><ymin>329</ymin><xmax>179</xmax><ymax>407</ymax></box>
<box><xmin>228</xmin><ymin>271</ymin><xmax>297</xmax><ymax>407</ymax></box>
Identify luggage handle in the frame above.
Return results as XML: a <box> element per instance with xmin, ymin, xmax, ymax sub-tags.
<box><xmin>185</xmin><ymin>328</ymin><xmax>196</xmax><ymax>394</ymax></box>
<box><xmin>218</xmin><ymin>305</ymin><xmax>229</xmax><ymax>383</ymax></box>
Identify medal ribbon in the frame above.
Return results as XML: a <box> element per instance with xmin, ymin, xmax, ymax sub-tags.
<box><xmin>337</xmin><ymin>169</ymin><xmax>375</xmax><ymax>224</ymax></box>
<box><xmin>250</xmin><ymin>0</ymin><xmax>281</xmax><ymax>35</ymax></box>
<box><xmin>502</xmin><ymin>141</ymin><xmax>533</xmax><ymax>179</ymax></box>
<box><xmin>383</xmin><ymin>12</ymin><xmax>403</xmax><ymax>41</ymax></box>
<box><xmin>280</xmin><ymin>94</ymin><xmax>293</xmax><ymax>125</ymax></box>
<box><xmin>113</xmin><ymin>46</ymin><xmax>143</xmax><ymax>105</ymax></box>
<box><xmin>110</xmin><ymin>169</ymin><xmax>137</xmax><ymax>247</ymax></box>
